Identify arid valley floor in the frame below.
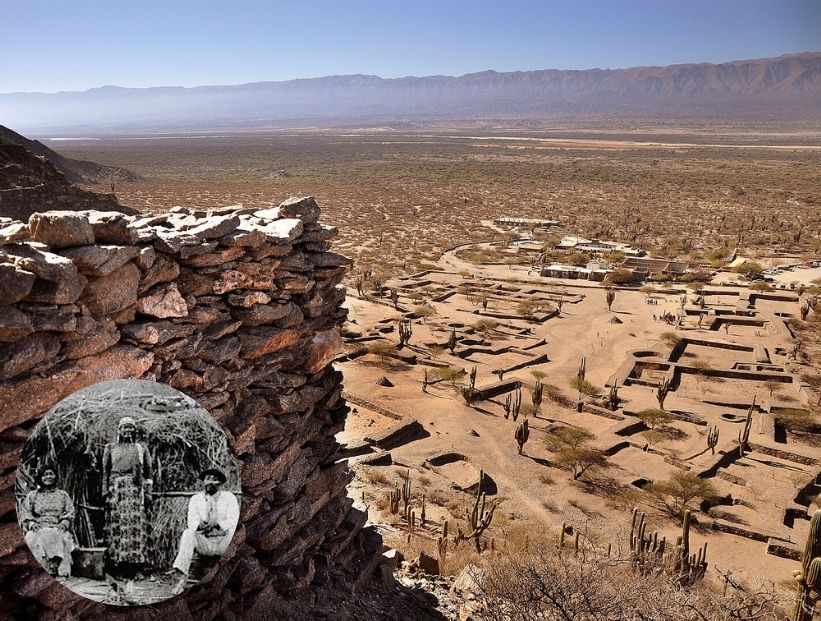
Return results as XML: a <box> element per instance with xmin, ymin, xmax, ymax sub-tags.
<box><xmin>55</xmin><ymin>125</ymin><xmax>821</xmax><ymax>608</ymax></box>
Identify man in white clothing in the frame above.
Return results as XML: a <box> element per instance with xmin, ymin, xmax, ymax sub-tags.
<box><xmin>171</xmin><ymin>467</ymin><xmax>239</xmax><ymax>594</ymax></box>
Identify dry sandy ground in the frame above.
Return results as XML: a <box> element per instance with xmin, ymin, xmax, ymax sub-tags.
<box><xmin>338</xmin><ymin>252</ymin><xmax>818</xmax><ymax>591</ymax></box>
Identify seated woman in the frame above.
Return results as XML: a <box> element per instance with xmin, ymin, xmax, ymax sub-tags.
<box><xmin>19</xmin><ymin>466</ymin><xmax>77</xmax><ymax>577</ymax></box>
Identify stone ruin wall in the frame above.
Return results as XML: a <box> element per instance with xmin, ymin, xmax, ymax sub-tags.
<box><xmin>0</xmin><ymin>198</ymin><xmax>382</xmax><ymax>619</ymax></box>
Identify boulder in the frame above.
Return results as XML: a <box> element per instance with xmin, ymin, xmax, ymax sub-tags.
<box><xmin>60</xmin><ymin>244</ymin><xmax>139</xmax><ymax>276</ymax></box>
<box><xmin>0</xmin><ymin>264</ymin><xmax>35</xmax><ymax>304</ymax></box>
<box><xmin>0</xmin><ymin>307</ymin><xmax>33</xmax><ymax>343</ymax></box>
<box><xmin>238</xmin><ymin>327</ymin><xmax>304</xmax><ymax>359</ymax></box>
<box><xmin>80</xmin><ymin>261</ymin><xmax>140</xmax><ymax>314</ymax></box>
<box><xmin>0</xmin><ymin>345</ymin><xmax>154</xmax><ymax>433</ymax></box>
<box><xmin>304</xmin><ymin>329</ymin><xmax>343</xmax><ymax>373</ymax></box>
<box><xmin>0</xmin><ymin>333</ymin><xmax>61</xmax><ymax>380</ymax></box>
<box><xmin>184</xmin><ymin>214</ymin><xmax>240</xmax><ymax>240</ymax></box>
<box><xmin>136</xmin><ymin>283</ymin><xmax>188</xmax><ymax>318</ymax></box>
<box><xmin>28</xmin><ymin>211</ymin><xmax>94</xmax><ymax>249</ymax></box>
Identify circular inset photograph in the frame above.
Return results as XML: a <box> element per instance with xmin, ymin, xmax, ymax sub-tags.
<box><xmin>15</xmin><ymin>379</ymin><xmax>241</xmax><ymax>606</ymax></box>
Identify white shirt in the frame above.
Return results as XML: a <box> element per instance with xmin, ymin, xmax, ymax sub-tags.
<box><xmin>187</xmin><ymin>490</ymin><xmax>240</xmax><ymax>539</ymax></box>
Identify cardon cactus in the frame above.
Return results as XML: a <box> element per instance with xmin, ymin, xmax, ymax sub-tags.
<box><xmin>739</xmin><ymin>397</ymin><xmax>755</xmax><ymax>457</ymax></box>
<box><xmin>448</xmin><ymin>327</ymin><xmax>458</xmax><ymax>353</ymax></box>
<box><xmin>794</xmin><ymin>510</ymin><xmax>821</xmax><ymax>621</ymax></box>
<box><xmin>532</xmin><ymin>379</ymin><xmax>544</xmax><ymax>411</ymax></box>
<box><xmin>656</xmin><ymin>376</ymin><xmax>671</xmax><ymax>410</ymax></box>
<box><xmin>706</xmin><ymin>425</ymin><xmax>719</xmax><ymax>455</ymax></box>
<box><xmin>455</xmin><ymin>468</ymin><xmax>496</xmax><ymax>553</ymax></box>
<box><xmin>515</xmin><ymin>418</ymin><xmax>530</xmax><ymax>455</ymax></box>
<box><xmin>607</xmin><ymin>384</ymin><xmax>620</xmax><ymax>411</ymax></box>
<box><xmin>469</xmin><ymin>365</ymin><xmax>477</xmax><ymax>391</ymax></box>
<box><xmin>398</xmin><ymin>318</ymin><xmax>412</xmax><ymax>348</ymax></box>
<box><xmin>511</xmin><ymin>384</ymin><xmax>523</xmax><ymax>421</ymax></box>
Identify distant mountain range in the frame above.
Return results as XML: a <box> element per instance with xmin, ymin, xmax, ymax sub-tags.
<box><xmin>2</xmin><ymin>53</ymin><xmax>819</xmax><ymax>134</ymax></box>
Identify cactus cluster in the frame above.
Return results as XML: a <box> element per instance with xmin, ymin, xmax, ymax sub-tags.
<box><xmin>504</xmin><ymin>384</ymin><xmax>523</xmax><ymax>420</ymax></box>
<box><xmin>398</xmin><ymin>317</ymin><xmax>412</xmax><ymax>348</ymax></box>
<box><xmin>629</xmin><ymin>508</ymin><xmax>707</xmax><ymax>584</ymax></box>
<box><xmin>738</xmin><ymin>397</ymin><xmax>755</xmax><ymax>457</ymax></box>
<box><xmin>656</xmin><ymin>376</ymin><xmax>671</xmax><ymax>410</ymax></box>
<box><xmin>793</xmin><ymin>510</ymin><xmax>821</xmax><ymax>621</ymax></box>
<box><xmin>515</xmin><ymin>418</ymin><xmax>530</xmax><ymax>455</ymax></box>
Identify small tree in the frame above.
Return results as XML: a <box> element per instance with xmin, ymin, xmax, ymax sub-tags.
<box><xmin>648</xmin><ymin>471</ymin><xmax>717</xmax><ymax>516</ymax></box>
<box><xmin>570</xmin><ymin>377</ymin><xmax>602</xmax><ymax>401</ymax></box>
<box><xmin>367</xmin><ymin>341</ymin><xmax>397</xmax><ymax>365</ymax></box>
<box><xmin>414</xmin><ymin>304</ymin><xmax>436</xmax><ymax>324</ymax></box>
<box><xmin>553</xmin><ymin>446</ymin><xmax>606</xmax><ymax>480</ymax></box>
<box><xmin>638</xmin><ymin>408</ymin><xmax>674</xmax><ymax>430</ymax></box>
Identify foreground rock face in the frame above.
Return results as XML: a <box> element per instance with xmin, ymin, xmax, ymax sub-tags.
<box><xmin>0</xmin><ymin>198</ymin><xmax>382</xmax><ymax>619</ymax></box>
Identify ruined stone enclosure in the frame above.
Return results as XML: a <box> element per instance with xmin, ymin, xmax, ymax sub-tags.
<box><xmin>0</xmin><ymin>198</ymin><xmax>380</xmax><ymax>619</ymax></box>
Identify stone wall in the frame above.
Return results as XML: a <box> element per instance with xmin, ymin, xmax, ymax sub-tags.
<box><xmin>0</xmin><ymin>198</ymin><xmax>381</xmax><ymax>619</ymax></box>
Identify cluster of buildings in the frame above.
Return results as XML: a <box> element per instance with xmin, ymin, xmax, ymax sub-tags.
<box><xmin>540</xmin><ymin>237</ymin><xmax>702</xmax><ymax>282</ymax></box>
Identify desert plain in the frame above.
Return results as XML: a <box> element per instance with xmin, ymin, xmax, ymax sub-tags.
<box><xmin>54</xmin><ymin>123</ymin><xmax>821</xmax><ymax>601</ymax></box>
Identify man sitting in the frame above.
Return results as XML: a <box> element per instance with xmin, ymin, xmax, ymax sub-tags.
<box><xmin>171</xmin><ymin>467</ymin><xmax>239</xmax><ymax>595</ymax></box>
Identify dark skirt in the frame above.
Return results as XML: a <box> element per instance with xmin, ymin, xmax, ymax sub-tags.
<box><xmin>106</xmin><ymin>475</ymin><xmax>147</xmax><ymax>567</ymax></box>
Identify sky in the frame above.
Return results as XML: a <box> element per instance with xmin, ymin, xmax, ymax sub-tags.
<box><xmin>1</xmin><ymin>0</ymin><xmax>819</xmax><ymax>93</ymax></box>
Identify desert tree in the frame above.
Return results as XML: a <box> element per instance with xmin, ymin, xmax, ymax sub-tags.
<box><xmin>638</xmin><ymin>408</ymin><xmax>674</xmax><ymax>430</ymax></box>
<box><xmin>647</xmin><ymin>471</ymin><xmax>717</xmax><ymax>517</ymax></box>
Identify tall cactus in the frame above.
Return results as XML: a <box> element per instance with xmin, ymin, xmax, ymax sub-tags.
<box><xmin>422</xmin><ymin>368</ymin><xmax>428</xmax><ymax>393</ymax></box>
<box><xmin>739</xmin><ymin>397</ymin><xmax>755</xmax><ymax>457</ymax></box>
<box><xmin>503</xmin><ymin>392</ymin><xmax>512</xmax><ymax>419</ymax></box>
<box><xmin>391</xmin><ymin>288</ymin><xmax>400</xmax><ymax>309</ymax></box>
<box><xmin>608</xmin><ymin>384</ymin><xmax>620</xmax><ymax>411</ymax></box>
<box><xmin>469</xmin><ymin>365</ymin><xmax>477</xmax><ymax>391</ymax></box>
<box><xmin>627</xmin><ymin>508</ymin><xmax>706</xmax><ymax>582</ymax></box>
<box><xmin>511</xmin><ymin>384</ymin><xmax>523</xmax><ymax>421</ymax></box>
<box><xmin>794</xmin><ymin>510</ymin><xmax>821</xmax><ymax>621</ymax></box>
<box><xmin>448</xmin><ymin>327</ymin><xmax>458</xmax><ymax>353</ymax></box>
<box><xmin>515</xmin><ymin>418</ymin><xmax>530</xmax><ymax>455</ymax></box>
<box><xmin>577</xmin><ymin>357</ymin><xmax>587</xmax><ymax>383</ymax></box>
<box><xmin>532</xmin><ymin>379</ymin><xmax>544</xmax><ymax>412</ymax></box>
<box><xmin>606</xmin><ymin>287</ymin><xmax>616</xmax><ymax>311</ymax></box>
<box><xmin>398</xmin><ymin>318</ymin><xmax>413</xmax><ymax>348</ymax></box>
<box><xmin>401</xmin><ymin>472</ymin><xmax>411</xmax><ymax>513</ymax></box>
<box><xmin>630</xmin><ymin>509</ymin><xmax>666</xmax><ymax>573</ymax></box>
<box><xmin>656</xmin><ymin>376</ymin><xmax>671</xmax><ymax>410</ymax></box>
<box><xmin>389</xmin><ymin>483</ymin><xmax>400</xmax><ymax>514</ymax></box>
<box><xmin>706</xmin><ymin>425</ymin><xmax>719</xmax><ymax>455</ymax></box>
<box><xmin>456</xmin><ymin>469</ymin><xmax>497</xmax><ymax>553</ymax></box>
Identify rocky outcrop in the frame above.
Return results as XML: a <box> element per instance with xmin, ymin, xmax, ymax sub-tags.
<box><xmin>0</xmin><ymin>125</ymin><xmax>142</xmax><ymax>185</ymax></box>
<box><xmin>0</xmin><ymin>197</ymin><xmax>384</xmax><ymax>619</ymax></box>
<box><xmin>0</xmin><ymin>137</ymin><xmax>135</xmax><ymax>222</ymax></box>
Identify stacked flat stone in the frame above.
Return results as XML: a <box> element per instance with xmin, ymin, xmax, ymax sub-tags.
<box><xmin>0</xmin><ymin>198</ymin><xmax>382</xmax><ymax>619</ymax></box>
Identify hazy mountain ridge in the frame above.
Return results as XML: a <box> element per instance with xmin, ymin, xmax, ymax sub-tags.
<box><xmin>3</xmin><ymin>53</ymin><xmax>819</xmax><ymax>133</ymax></box>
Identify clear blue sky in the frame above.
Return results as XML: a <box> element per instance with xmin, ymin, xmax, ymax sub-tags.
<box><xmin>1</xmin><ymin>0</ymin><xmax>818</xmax><ymax>93</ymax></box>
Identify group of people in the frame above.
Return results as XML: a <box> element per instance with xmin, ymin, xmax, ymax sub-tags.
<box><xmin>19</xmin><ymin>417</ymin><xmax>239</xmax><ymax>600</ymax></box>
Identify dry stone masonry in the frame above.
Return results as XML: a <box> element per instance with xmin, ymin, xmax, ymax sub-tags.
<box><xmin>0</xmin><ymin>197</ymin><xmax>383</xmax><ymax>619</ymax></box>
